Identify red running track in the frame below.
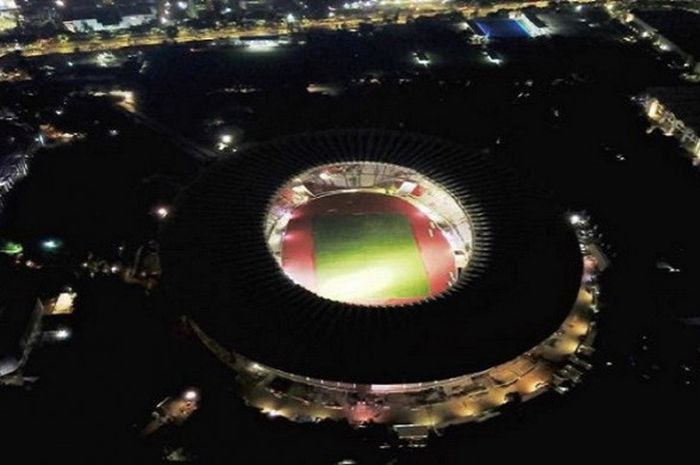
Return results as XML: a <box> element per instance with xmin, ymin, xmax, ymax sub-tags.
<box><xmin>281</xmin><ymin>192</ymin><xmax>456</xmax><ymax>304</ymax></box>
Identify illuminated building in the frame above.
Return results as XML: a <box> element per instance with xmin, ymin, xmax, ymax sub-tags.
<box><xmin>61</xmin><ymin>5</ymin><xmax>156</xmax><ymax>33</ymax></box>
<box><xmin>161</xmin><ymin>130</ymin><xmax>605</xmax><ymax>440</ymax></box>
<box><xmin>640</xmin><ymin>89</ymin><xmax>700</xmax><ymax>163</ymax></box>
<box><xmin>0</xmin><ymin>0</ymin><xmax>17</xmax><ymax>11</ymax></box>
<box><xmin>0</xmin><ymin>0</ymin><xmax>17</xmax><ymax>32</ymax></box>
<box><xmin>0</xmin><ymin>268</ymin><xmax>44</xmax><ymax>384</ymax></box>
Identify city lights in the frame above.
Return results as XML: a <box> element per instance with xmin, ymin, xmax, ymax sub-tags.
<box><xmin>0</xmin><ymin>0</ymin><xmax>694</xmax><ymax>451</ymax></box>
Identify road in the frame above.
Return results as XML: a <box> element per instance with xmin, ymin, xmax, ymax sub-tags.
<box><xmin>1</xmin><ymin>0</ymin><xmax>582</xmax><ymax>59</ymax></box>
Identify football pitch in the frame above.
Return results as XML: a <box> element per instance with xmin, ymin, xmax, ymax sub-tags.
<box><xmin>312</xmin><ymin>213</ymin><xmax>429</xmax><ymax>302</ymax></box>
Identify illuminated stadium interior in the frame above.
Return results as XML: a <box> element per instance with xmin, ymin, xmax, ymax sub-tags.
<box><xmin>264</xmin><ymin>162</ymin><xmax>473</xmax><ymax>305</ymax></box>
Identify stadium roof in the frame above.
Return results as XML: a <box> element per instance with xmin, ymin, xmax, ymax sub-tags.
<box><xmin>160</xmin><ymin>129</ymin><xmax>582</xmax><ymax>383</ymax></box>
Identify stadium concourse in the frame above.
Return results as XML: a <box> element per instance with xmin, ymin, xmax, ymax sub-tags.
<box><xmin>280</xmin><ymin>192</ymin><xmax>455</xmax><ymax>305</ymax></box>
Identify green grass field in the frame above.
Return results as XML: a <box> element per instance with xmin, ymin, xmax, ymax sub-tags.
<box><xmin>312</xmin><ymin>213</ymin><xmax>429</xmax><ymax>302</ymax></box>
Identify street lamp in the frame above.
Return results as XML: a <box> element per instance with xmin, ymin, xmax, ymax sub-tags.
<box><xmin>569</xmin><ymin>214</ymin><xmax>583</xmax><ymax>226</ymax></box>
<box><xmin>55</xmin><ymin>328</ymin><xmax>71</xmax><ymax>340</ymax></box>
<box><xmin>183</xmin><ymin>389</ymin><xmax>199</xmax><ymax>401</ymax></box>
<box><xmin>41</xmin><ymin>238</ymin><xmax>62</xmax><ymax>251</ymax></box>
<box><xmin>154</xmin><ymin>206</ymin><xmax>170</xmax><ymax>220</ymax></box>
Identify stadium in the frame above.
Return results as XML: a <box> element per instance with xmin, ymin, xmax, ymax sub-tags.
<box><xmin>161</xmin><ymin>130</ymin><xmax>605</xmax><ymax>436</ymax></box>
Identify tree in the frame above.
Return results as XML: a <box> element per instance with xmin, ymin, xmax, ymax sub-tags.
<box><xmin>165</xmin><ymin>25</ymin><xmax>179</xmax><ymax>39</ymax></box>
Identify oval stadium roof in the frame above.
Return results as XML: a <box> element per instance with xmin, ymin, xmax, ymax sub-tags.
<box><xmin>160</xmin><ymin>129</ymin><xmax>582</xmax><ymax>383</ymax></box>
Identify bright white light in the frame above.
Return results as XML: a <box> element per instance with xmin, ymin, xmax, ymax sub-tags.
<box><xmin>183</xmin><ymin>389</ymin><xmax>199</xmax><ymax>401</ymax></box>
<box><xmin>244</xmin><ymin>40</ymin><xmax>279</xmax><ymax>51</ymax></box>
<box><xmin>177</xmin><ymin>1</ymin><xmax>187</xmax><ymax>9</ymax></box>
<box><xmin>220</xmin><ymin>134</ymin><xmax>233</xmax><ymax>144</ymax></box>
<box><xmin>155</xmin><ymin>206</ymin><xmax>170</xmax><ymax>219</ymax></box>
<box><xmin>569</xmin><ymin>214</ymin><xmax>583</xmax><ymax>225</ymax></box>
<box><xmin>55</xmin><ymin>328</ymin><xmax>71</xmax><ymax>340</ymax></box>
<box><xmin>42</xmin><ymin>239</ymin><xmax>60</xmax><ymax>250</ymax></box>
<box><xmin>96</xmin><ymin>52</ymin><xmax>116</xmax><ymax>67</ymax></box>
<box><xmin>414</xmin><ymin>54</ymin><xmax>430</xmax><ymax>66</ymax></box>
<box><xmin>55</xmin><ymin>0</ymin><xmax>65</xmax><ymax>7</ymax></box>
<box><xmin>286</xmin><ymin>13</ymin><xmax>296</xmax><ymax>22</ymax></box>
<box><xmin>317</xmin><ymin>266</ymin><xmax>396</xmax><ymax>303</ymax></box>
<box><xmin>485</xmin><ymin>53</ymin><xmax>502</xmax><ymax>65</ymax></box>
